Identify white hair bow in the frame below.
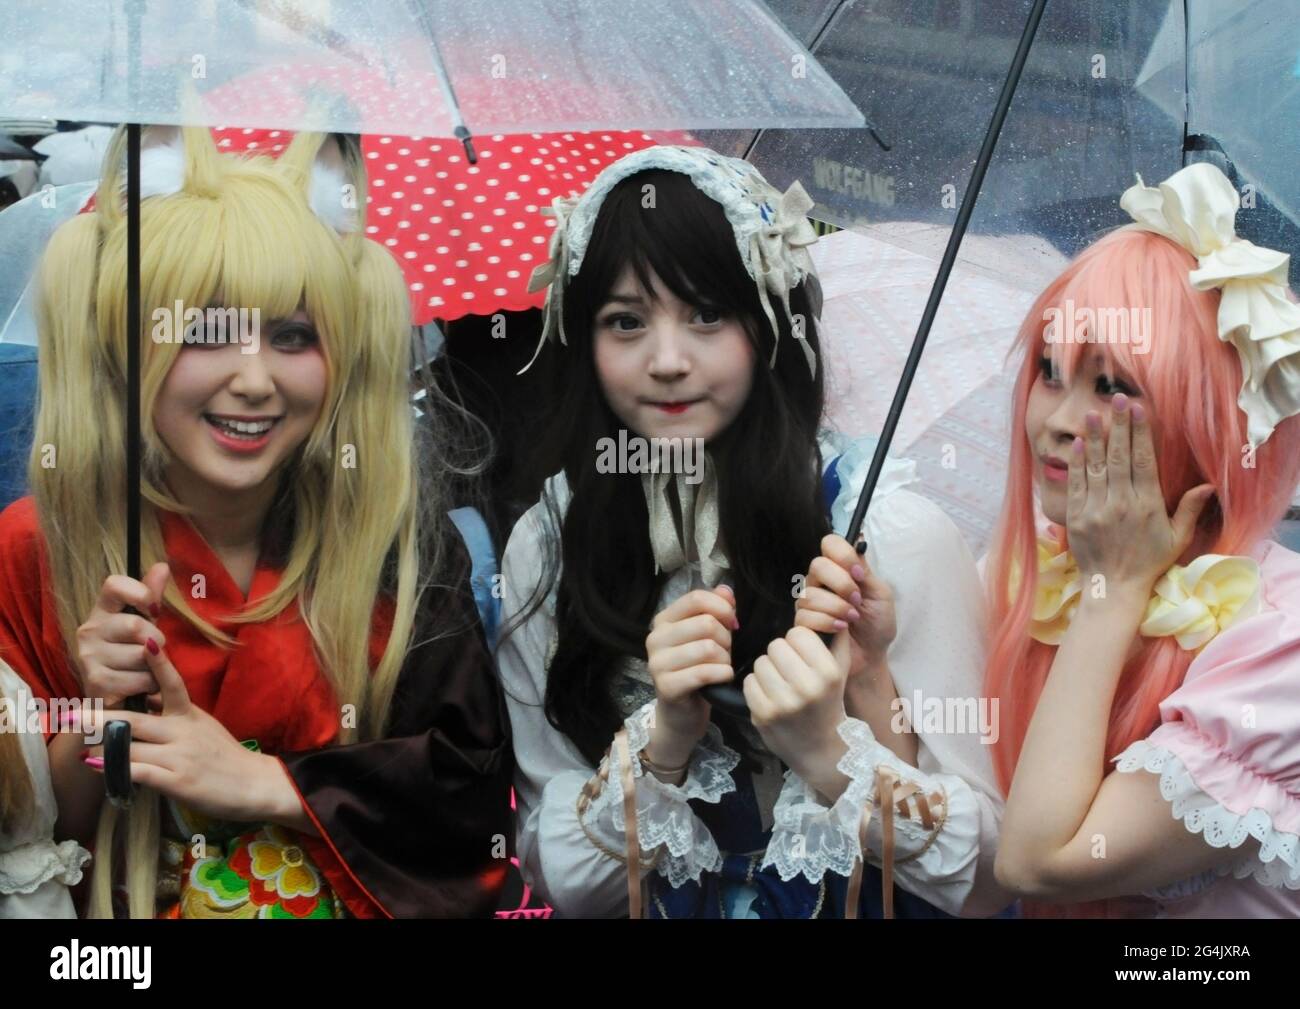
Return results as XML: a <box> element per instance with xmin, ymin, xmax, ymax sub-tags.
<box><xmin>1121</xmin><ymin>163</ymin><xmax>1300</xmax><ymax>447</ymax></box>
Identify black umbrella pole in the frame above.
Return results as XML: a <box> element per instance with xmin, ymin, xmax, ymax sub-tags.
<box><xmin>844</xmin><ymin>0</ymin><xmax>1048</xmax><ymax>547</ymax></box>
<box><xmin>105</xmin><ymin>122</ymin><xmax>144</xmax><ymax>808</ymax></box>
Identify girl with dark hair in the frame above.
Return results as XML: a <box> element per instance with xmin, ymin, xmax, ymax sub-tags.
<box><xmin>498</xmin><ymin>147</ymin><xmax>1010</xmax><ymax>918</ymax></box>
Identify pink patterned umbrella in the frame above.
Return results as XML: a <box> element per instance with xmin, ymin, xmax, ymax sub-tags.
<box><xmin>812</xmin><ymin>226</ymin><xmax>1068</xmax><ymax>553</ymax></box>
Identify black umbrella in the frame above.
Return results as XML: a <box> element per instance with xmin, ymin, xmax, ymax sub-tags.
<box><xmin>703</xmin><ymin>0</ymin><xmax>1051</xmax><ymax>716</ymax></box>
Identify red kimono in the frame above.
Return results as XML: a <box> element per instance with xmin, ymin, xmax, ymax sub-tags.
<box><xmin>0</xmin><ymin>496</ymin><xmax>512</xmax><ymax>918</ymax></box>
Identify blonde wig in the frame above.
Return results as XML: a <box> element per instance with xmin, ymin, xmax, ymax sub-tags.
<box><xmin>30</xmin><ymin>124</ymin><xmax>460</xmax><ymax>918</ymax></box>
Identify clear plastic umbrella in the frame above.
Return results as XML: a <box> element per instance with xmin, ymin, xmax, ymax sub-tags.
<box><xmin>692</xmin><ymin>0</ymin><xmax>1298</xmax><ymax>545</ymax></box>
<box><xmin>0</xmin><ymin>0</ymin><xmax>863</xmax><ymax>138</ymax></box>
<box><xmin>1138</xmin><ymin>1</ymin><xmax>1300</xmax><ymax>225</ymax></box>
<box><xmin>811</xmin><ymin>226</ymin><xmax>1070</xmax><ymax>553</ymax></box>
<box><xmin>702</xmin><ymin>0</ymin><xmax>1296</xmax><ymax>281</ymax></box>
<box><xmin>0</xmin><ymin>181</ymin><xmax>98</xmax><ymax>347</ymax></box>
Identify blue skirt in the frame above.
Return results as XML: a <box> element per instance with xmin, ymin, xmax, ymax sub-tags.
<box><xmin>646</xmin><ymin>763</ymin><xmax>954</xmax><ymax>920</ymax></box>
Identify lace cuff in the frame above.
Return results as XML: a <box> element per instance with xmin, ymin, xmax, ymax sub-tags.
<box><xmin>577</xmin><ymin>700</ymin><xmax>740</xmax><ymax>888</ymax></box>
<box><xmin>0</xmin><ymin>839</ymin><xmax>91</xmax><ymax>896</ymax></box>
<box><xmin>763</xmin><ymin>717</ymin><xmax>950</xmax><ymax>883</ymax></box>
<box><xmin>1115</xmin><ymin>739</ymin><xmax>1300</xmax><ymax>890</ymax></box>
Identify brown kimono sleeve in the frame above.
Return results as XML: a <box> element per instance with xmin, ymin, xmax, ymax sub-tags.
<box><xmin>279</xmin><ymin>537</ymin><xmax>513</xmax><ymax>918</ymax></box>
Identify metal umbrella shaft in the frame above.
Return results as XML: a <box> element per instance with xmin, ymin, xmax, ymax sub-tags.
<box><xmin>104</xmin><ymin>121</ymin><xmax>145</xmax><ymax>808</ymax></box>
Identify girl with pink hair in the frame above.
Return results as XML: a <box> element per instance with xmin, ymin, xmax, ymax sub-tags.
<box><xmin>986</xmin><ymin>162</ymin><xmax>1300</xmax><ymax>917</ymax></box>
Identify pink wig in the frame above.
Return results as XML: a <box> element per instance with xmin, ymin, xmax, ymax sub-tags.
<box><xmin>985</xmin><ymin>226</ymin><xmax>1300</xmax><ymax>796</ymax></box>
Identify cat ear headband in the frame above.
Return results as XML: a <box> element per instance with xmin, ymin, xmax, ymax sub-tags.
<box><xmin>1121</xmin><ymin>162</ymin><xmax>1300</xmax><ymax>447</ymax></box>
<box><xmin>521</xmin><ymin>145</ymin><xmax>824</xmax><ymax>377</ymax></box>
<box><xmin>95</xmin><ymin>125</ymin><xmax>359</xmax><ymax>235</ymax></box>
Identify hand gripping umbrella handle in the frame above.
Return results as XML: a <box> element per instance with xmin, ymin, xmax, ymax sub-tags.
<box><xmin>104</xmin><ymin>603</ymin><xmax>147</xmax><ymax>808</ymax></box>
<box><xmin>700</xmin><ymin>540</ymin><xmax>866</xmax><ymax>718</ymax></box>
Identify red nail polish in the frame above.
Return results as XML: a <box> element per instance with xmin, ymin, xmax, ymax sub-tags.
<box><xmin>146</xmin><ymin>638</ymin><xmax>160</xmax><ymax>656</ymax></box>
<box><xmin>149</xmin><ymin>603</ymin><xmax>161</xmax><ymax>618</ymax></box>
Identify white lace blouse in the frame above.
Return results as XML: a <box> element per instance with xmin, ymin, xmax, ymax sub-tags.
<box><xmin>0</xmin><ymin>662</ymin><xmax>90</xmax><ymax>919</ymax></box>
<box><xmin>497</xmin><ymin>436</ymin><xmax>1009</xmax><ymax>917</ymax></box>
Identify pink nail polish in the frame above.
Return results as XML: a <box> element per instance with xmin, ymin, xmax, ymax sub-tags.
<box><xmin>851</xmin><ymin>565</ymin><xmax>865</xmax><ymax>582</ymax></box>
<box><xmin>83</xmin><ymin>756</ymin><xmax>104</xmax><ymax>769</ymax></box>
<box><xmin>58</xmin><ymin>709</ymin><xmax>80</xmax><ymax>729</ymax></box>
<box><xmin>833</xmin><ymin>620</ymin><xmax>848</xmax><ymax>631</ymax></box>
<box><xmin>846</xmin><ymin>608</ymin><xmax>861</xmax><ymax>622</ymax></box>
<box><xmin>1113</xmin><ymin>393</ymin><xmax>1129</xmax><ymax>412</ymax></box>
<box><xmin>1132</xmin><ymin>402</ymin><xmax>1145</xmax><ymax>422</ymax></box>
<box><xmin>850</xmin><ymin>590</ymin><xmax>863</xmax><ymax>607</ymax></box>
<box><xmin>146</xmin><ymin>638</ymin><xmax>160</xmax><ymax>656</ymax></box>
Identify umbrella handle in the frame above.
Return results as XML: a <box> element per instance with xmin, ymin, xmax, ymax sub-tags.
<box><xmin>103</xmin><ymin>702</ymin><xmax>141</xmax><ymax>808</ymax></box>
<box><xmin>104</xmin><ymin>605</ymin><xmax>147</xmax><ymax>807</ymax></box>
<box><xmin>700</xmin><ymin>541</ymin><xmax>865</xmax><ymax>718</ymax></box>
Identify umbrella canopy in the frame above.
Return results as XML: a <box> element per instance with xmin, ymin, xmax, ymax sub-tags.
<box><xmin>0</xmin><ymin>181</ymin><xmax>99</xmax><ymax>346</ymax></box>
<box><xmin>690</xmin><ymin>0</ymin><xmax>1299</xmax><ymax>549</ymax></box>
<box><xmin>2</xmin><ymin>0</ymin><xmax>863</xmax><ymax>136</ymax></box>
<box><xmin>0</xmin><ymin>129</ymin><xmax>701</xmax><ymax>337</ymax></box>
<box><xmin>812</xmin><ymin>227</ymin><xmax>1069</xmax><ymax>552</ymax></box>
<box><xmin>1138</xmin><ymin>0</ymin><xmax>1300</xmax><ymax>215</ymax></box>
<box><xmin>1137</xmin><ymin>0</ymin><xmax>1300</xmax><ymax>265</ymax></box>
<box><xmin>704</xmin><ymin>0</ymin><xmax>1296</xmax><ymax>283</ymax></box>
<box><xmin>212</xmin><ymin>126</ymin><xmax>700</xmax><ymax>322</ymax></box>
<box><xmin>0</xmin><ymin>0</ymin><xmax>866</xmax><ymax>800</ymax></box>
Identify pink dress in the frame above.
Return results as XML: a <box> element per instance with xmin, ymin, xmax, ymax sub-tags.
<box><xmin>1114</xmin><ymin>539</ymin><xmax>1300</xmax><ymax>917</ymax></box>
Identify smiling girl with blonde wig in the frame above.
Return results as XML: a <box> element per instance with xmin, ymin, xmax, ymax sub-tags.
<box><xmin>0</xmin><ymin>124</ymin><xmax>511</xmax><ymax>919</ymax></box>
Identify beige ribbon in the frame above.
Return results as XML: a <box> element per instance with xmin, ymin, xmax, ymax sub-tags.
<box><xmin>844</xmin><ymin>768</ymin><xmax>926</xmax><ymax>920</ymax></box>
<box><xmin>1121</xmin><ymin>163</ymin><xmax>1300</xmax><ymax>447</ymax></box>
<box><xmin>613</xmin><ymin>729</ymin><xmax>644</xmax><ymax>919</ymax></box>
<box><xmin>640</xmin><ymin>459</ymin><xmax>727</xmax><ymax>586</ymax></box>
<box><xmin>750</xmin><ymin>179</ymin><xmax>820</xmax><ymax>378</ymax></box>
<box><xmin>1019</xmin><ymin>538</ymin><xmax>1261</xmax><ymax>650</ymax></box>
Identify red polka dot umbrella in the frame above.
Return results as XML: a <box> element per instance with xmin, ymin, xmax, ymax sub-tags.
<box><xmin>212</xmin><ymin>127</ymin><xmax>699</xmax><ymax>324</ymax></box>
